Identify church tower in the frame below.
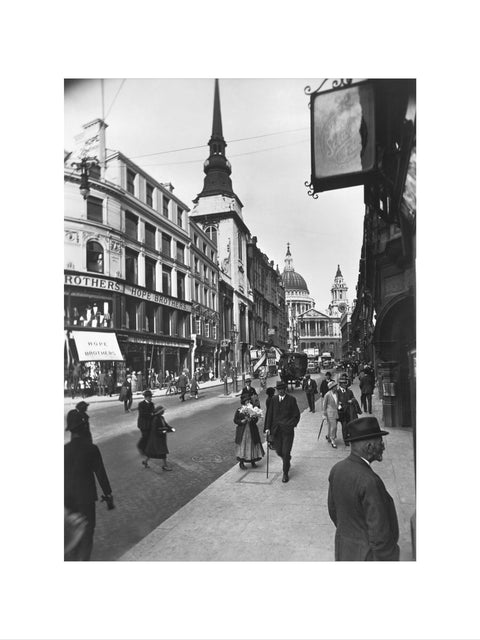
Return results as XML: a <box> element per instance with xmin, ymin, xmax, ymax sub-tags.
<box><xmin>328</xmin><ymin>265</ymin><xmax>349</xmax><ymax>317</ymax></box>
<box><xmin>190</xmin><ymin>79</ymin><xmax>252</xmax><ymax>377</ymax></box>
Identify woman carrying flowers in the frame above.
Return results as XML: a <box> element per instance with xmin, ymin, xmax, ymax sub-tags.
<box><xmin>233</xmin><ymin>393</ymin><xmax>265</xmax><ymax>470</ymax></box>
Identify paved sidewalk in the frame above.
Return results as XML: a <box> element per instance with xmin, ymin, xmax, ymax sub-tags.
<box><xmin>120</xmin><ymin>381</ymin><xmax>415</xmax><ymax>561</ymax></box>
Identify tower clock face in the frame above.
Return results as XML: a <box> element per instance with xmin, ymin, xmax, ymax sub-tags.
<box><xmin>338</xmin><ymin>303</ymin><xmax>347</xmax><ymax>313</ymax></box>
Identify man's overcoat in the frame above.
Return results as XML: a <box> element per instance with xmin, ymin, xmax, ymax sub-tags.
<box><xmin>328</xmin><ymin>454</ymin><xmax>399</xmax><ymax>561</ymax></box>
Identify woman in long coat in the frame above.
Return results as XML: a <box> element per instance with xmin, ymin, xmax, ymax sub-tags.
<box><xmin>323</xmin><ymin>380</ymin><xmax>339</xmax><ymax>448</ymax></box>
<box><xmin>233</xmin><ymin>394</ymin><xmax>264</xmax><ymax>470</ymax></box>
<box><xmin>142</xmin><ymin>405</ymin><xmax>175</xmax><ymax>470</ymax></box>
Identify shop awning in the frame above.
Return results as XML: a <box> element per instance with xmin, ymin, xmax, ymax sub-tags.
<box><xmin>71</xmin><ymin>331</ymin><xmax>124</xmax><ymax>362</ymax></box>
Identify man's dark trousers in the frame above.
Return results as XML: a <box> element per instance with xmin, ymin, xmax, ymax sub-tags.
<box><xmin>361</xmin><ymin>393</ymin><xmax>372</xmax><ymax>413</ymax></box>
<box><xmin>273</xmin><ymin>427</ymin><xmax>295</xmax><ymax>475</ymax></box>
<box><xmin>306</xmin><ymin>392</ymin><xmax>316</xmax><ymax>412</ymax></box>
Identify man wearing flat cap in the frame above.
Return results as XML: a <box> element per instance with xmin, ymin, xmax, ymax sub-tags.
<box><xmin>327</xmin><ymin>416</ymin><xmax>400</xmax><ymax>561</ymax></box>
<box><xmin>264</xmin><ymin>380</ymin><xmax>300</xmax><ymax>483</ymax></box>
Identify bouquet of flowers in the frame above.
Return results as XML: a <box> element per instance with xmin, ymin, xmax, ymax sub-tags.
<box><xmin>239</xmin><ymin>402</ymin><xmax>263</xmax><ymax>420</ymax></box>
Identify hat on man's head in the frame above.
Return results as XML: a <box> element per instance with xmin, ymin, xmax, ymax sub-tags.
<box><xmin>276</xmin><ymin>381</ymin><xmax>287</xmax><ymax>390</ymax></box>
<box><xmin>75</xmin><ymin>401</ymin><xmax>89</xmax><ymax>410</ymax></box>
<box><xmin>345</xmin><ymin>416</ymin><xmax>389</xmax><ymax>442</ymax></box>
<box><xmin>338</xmin><ymin>374</ymin><xmax>349</xmax><ymax>382</ymax></box>
<box><xmin>245</xmin><ymin>377</ymin><xmax>252</xmax><ymax>383</ymax></box>
<box><xmin>327</xmin><ymin>380</ymin><xmax>338</xmax><ymax>390</ymax></box>
<box><xmin>143</xmin><ymin>389</ymin><xmax>152</xmax><ymax>397</ymax></box>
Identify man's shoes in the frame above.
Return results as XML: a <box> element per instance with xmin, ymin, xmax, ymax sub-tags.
<box><xmin>282</xmin><ymin>473</ymin><xmax>289</xmax><ymax>483</ymax></box>
<box><xmin>326</xmin><ymin>435</ymin><xmax>330</xmax><ymax>443</ymax></box>
<box><xmin>251</xmin><ymin>461</ymin><xmax>257</xmax><ymax>468</ymax></box>
<box><xmin>239</xmin><ymin>461</ymin><xmax>247</xmax><ymax>470</ymax></box>
<box><xmin>331</xmin><ymin>441</ymin><xmax>337</xmax><ymax>448</ymax></box>
<box><xmin>162</xmin><ymin>465</ymin><xmax>172</xmax><ymax>471</ymax></box>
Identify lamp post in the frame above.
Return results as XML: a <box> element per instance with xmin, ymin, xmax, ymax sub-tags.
<box><xmin>230</xmin><ymin>323</ymin><xmax>239</xmax><ymax>393</ymax></box>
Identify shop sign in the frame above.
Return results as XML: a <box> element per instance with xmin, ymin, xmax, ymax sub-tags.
<box><xmin>71</xmin><ymin>331</ymin><xmax>124</xmax><ymax>362</ymax></box>
<box><xmin>309</xmin><ymin>80</ymin><xmax>377</xmax><ymax>193</ymax></box>
<box><xmin>65</xmin><ymin>272</ymin><xmax>192</xmax><ymax>312</ymax></box>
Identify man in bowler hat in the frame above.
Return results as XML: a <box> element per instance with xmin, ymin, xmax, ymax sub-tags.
<box><xmin>264</xmin><ymin>380</ymin><xmax>300</xmax><ymax>483</ymax></box>
<box><xmin>327</xmin><ymin>416</ymin><xmax>400</xmax><ymax>561</ymax></box>
<box><xmin>66</xmin><ymin>401</ymin><xmax>92</xmax><ymax>442</ymax></box>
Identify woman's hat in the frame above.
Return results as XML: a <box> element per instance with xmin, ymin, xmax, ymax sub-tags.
<box><xmin>276</xmin><ymin>381</ymin><xmax>287</xmax><ymax>389</ymax></box>
<box><xmin>143</xmin><ymin>389</ymin><xmax>152</xmax><ymax>397</ymax></box>
<box><xmin>327</xmin><ymin>380</ymin><xmax>338</xmax><ymax>389</ymax></box>
<box><xmin>345</xmin><ymin>416</ymin><xmax>389</xmax><ymax>442</ymax></box>
<box><xmin>153</xmin><ymin>405</ymin><xmax>165</xmax><ymax>414</ymax></box>
<box><xmin>75</xmin><ymin>401</ymin><xmax>89</xmax><ymax>410</ymax></box>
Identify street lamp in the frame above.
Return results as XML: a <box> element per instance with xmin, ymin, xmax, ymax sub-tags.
<box><xmin>230</xmin><ymin>323</ymin><xmax>239</xmax><ymax>393</ymax></box>
<box><xmin>71</xmin><ymin>157</ymin><xmax>98</xmax><ymax>199</ymax></box>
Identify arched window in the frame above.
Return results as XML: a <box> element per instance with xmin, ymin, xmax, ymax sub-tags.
<box><xmin>205</xmin><ymin>225</ymin><xmax>217</xmax><ymax>244</ymax></box>
<box><xmin>86</xmin><ymin>240</ymin><xmax>104</xmax><ymax>274</ymax></box>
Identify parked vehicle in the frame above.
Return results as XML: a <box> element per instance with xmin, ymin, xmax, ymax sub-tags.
<box><xmin>321</xmin><ymin>352</ymin><xmax>334</xmax><ymax>369</ymax></box>
<box><xmin>279</xmin><ymin>352</ymin><xmax>308</xmax><ymax>388</ymax></box>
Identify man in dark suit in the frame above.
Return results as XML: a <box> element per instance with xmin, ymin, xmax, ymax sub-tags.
<box><xmin>302</xmin><ymin>374</ymin><xmax>318</xmax><ymax>412</ymax></box>
<box><xmin>240</xmin><ymin>377</ymin><xmax>259</xmax><ymax>405</ymax></box>
<box><xmin>327</xmin><ymin>416</ymin><xmax>400</xmax><ymax>561</ymax></box>
<box><xmin>137</xmin><ymin>389</ymin><xmax>155</xmax><ymax>462</ymax></box>
<box><xmin>319</xmin><ymin>371</ymin><xmax>332</xmax><ymax>398</ymax></box>
<box><xmin>336</xmin><ymin>373</ymin><xmax>358</xmax><ymax>447</ymax></box>
<box><xmin>64</xmin><ymin>415</ymin><xmax>114</xmax><ymax>561</ymax></box>
<box><xmin>264</xmin><ymin>380</ymin><xmax>300</xmax><ymax>483</ymax></box>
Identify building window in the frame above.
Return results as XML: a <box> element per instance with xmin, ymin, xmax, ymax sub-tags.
<box><xmin>211</xmin><ymin>273</ymin><xmax>215</xmax><ymax>286</ymax></box>
<box><xmin>125</xmin><ymin>248</ymin><xmax>138</xmax><ymax>284</ymax></box>
<box><xmin>145</xmin><ymin>301</ymin><xmax>155</xmax><ymax>332</ymax></box>
<box><xmin>162</xmin><ymin>234</ymin><xmax>171</xmax><ymax>257</ymax></box>
<box><xmin>194</xmin><ymin>234</ymin><xmax>198</xmax><ymax>247</ymax></box>
<box><xmin>66</xmin><ymin>296</ymin><xmax>111</xmax><ymax>328</ymax></box>
<box><xmin>86</xmin><ymin>196</ymin><xmax>103</xmax><ymax>223</ymax></box>
<box><xmin>176</xmin><ymin>242</ymin><xmax>185</xmax><ymax>264</ymax></box>
<box><xmin>177</xmin><ymin>206</ymin><xmax>183</xmax><ymax>227</ymax></box>
<box><xmin>162</xmin><ymin>266</ymin><xmax>171</xmax><ymax>295</ymax></box>
<box><xmin>127</xmin><ymin>169</ymin><xmax>136</xmax><ymax>195</ymax></box>
<box><xmin>195</xmin><ymin>318</ymin><xmax>201</xmax><ymax>334</ymax></box>
<box><xmin>212</xmin><ymin>324</ymin><xmax>217</xmax><ymax>340</ymax></box>
<box><xmin>125</xmin><ymin>211</ymin><xmax>138</xmax><ymax>240</ymax></box>
<box><xmin>205</xmin><ymin>323</ymin><xmax>210</xmax><ymax>338</ymax></box>
<box><xmin>212</xmin><ymin>292</ymin><xmax>216</xmax><ymax>310</ymax></box>
<box><xmin>158</xmin><ymin>307</ymin><xmax>169</xmax><ymax>334</ymax></box>
<box><xmin>145</xmin><ymin>257</ymin><xmax>156</xmax><ymax>291</ymax></box>
<box><xmin>194</xmin><ymin>257</ymin><xmax>199</xmax><ymax>273</ymax></box>
<box><xmin>205</xmin><ymin>225</ymin><xmax>217</xmax><ymax>244</ymax></box>
<box><xmin>162</xmin><ymin>195</ymin><xmax>170</xmax><ymax>218</ymax></box>
<box><xmin>204</xmin><ymin>287</ymin><xmax>208</xmax><ymax>306</ymax></box>
<box><xmin>86</xmin><ymin>240</ymin><xmax>104</xmax><ymax>274</ymax></box>
<box><xmin>238</xmin><ymin>232</ymin><xmax>242</xmax><ymax>260</ymax></box>
<box><xmin>203</xmin><ymin>265</ymin><xmax>208</xmax><ymax>281</ymax></box>
<box><xmin>146</xmin><ymin>183</ymin><xmax>154</xmax><ymax>208</ymax></box>
<box><xmin>203</xmin><ymin>242</ymin><xmax>207</xmax><ymax>254</ymax></box>
<box><xmin>145</xmin><ymin>223</ymin><xmax>156</xmax><ymax>250</ymax></box>
<box><xmin>195</xmin><ymin>283</ymin><xmax>199</xmax><ymax>301</ymax></box>
<box><xmin>126</xmin><ymin>298</ymin><xmax>137</xmax><ymax>329</ymax></box>
<box><xmin>177</xmin><ymin>273</ymin><xmax>185</xmax><ymax>300</ymax></box>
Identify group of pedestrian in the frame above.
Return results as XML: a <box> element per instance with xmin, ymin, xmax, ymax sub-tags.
<box><xmin>137</xmin><ymin>390</ymin><xmax>175</xmax><ymax>471</ymax></box>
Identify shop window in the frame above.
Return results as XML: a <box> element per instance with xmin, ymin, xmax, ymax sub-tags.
<box><xmin>145</xmin><ymin>257</ymin><xmax>156</xmax><ymax>290</ymax></box>
<box><xmin>127</xmin><ymin>169</ymin><xmax>136</xmax><ymax>195</ymax></box>
<box><xmin>125</xmin><ymin>248</ymin><xmax>138</xmax><ymax>285</ymax></box>
<box><xmin>146</xmin><ymin>183</ymin><xmax>154</xmax><ymax>208</ymax></box>
<box><xmin>162</xmin><ymin>234</ymin><xmax>171</xmax><ymax>257</ymax></box>
<box><xmin>125</xmin><ymin>211</ymin><xmax>138</xmax><ymax>240</ymax></box>
<box><xmin>126</xmin><ymin>298</ymin><xmax>137</xmax><ymax>330</ymax></box>
<box><xmin>162</xmin><ymin>195</ymin><xmax>170</xmax><ymax>218</ymax></box>
<box><xmin>176</xmin><ymin>242</ymin><xmax>185</xmax><ymax>264</ymax></box>
<box><xmin>87</xmin><ymin>196</ymin><xmax>103</xmax><ymax>223</ymax></box>
<box><xmin>86</xmin><ymin>240</ymin><xmax>104</xmax><ymax>273</ymax></box>
<box><xmin>162</xmin><ymin>266</ymin><xmax>171</xmax><ymax>295</ymax></box>
<box><xmin>145</xmin><ymin>223</ymin><xmax>156</xmax><ymax>250</ymax></box>
<box><xmin>145</xmin><ymin>301</ymin><xmax>155</xmax><ymax>332</ymax></box>
<box><xmin>177</xmin><ymin>273</ymin><xmax>185</xmax><ymax>300</ymax></box>
<box><xmin>67</xmin><ymin>297</ymin><xmax>111</xmax><ymax>328</ymax></box>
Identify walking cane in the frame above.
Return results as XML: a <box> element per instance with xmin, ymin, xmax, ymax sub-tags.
<box><xmin>317</xmin><ymin>418</ymin><xmax>325</xmax><ymax>440</ymax></box>
<box><xmin>266</xmin><ymin>430</ymin><xmax>270</xmax><ymax>478</ymax></box>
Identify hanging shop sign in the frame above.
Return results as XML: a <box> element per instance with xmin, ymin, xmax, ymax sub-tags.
<box><xmin>71</xmin><ymin>331</ymin><xmax>124</xmax><ymax>362</ymax></box>
<box><xmin>65</xmin><ymin>272</ymin><xmax>192</xmax><ymax>312</ymax></box>
<box><xmin>307</xmin><ymin>79</ymin><xmax>377</xmax><ymax>193</ymax></box>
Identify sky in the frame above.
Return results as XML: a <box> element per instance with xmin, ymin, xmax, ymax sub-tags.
<box><xmin>64</xmin><ymin>78</ymin><xmax>365</xmax><ymax>313</ymax></box>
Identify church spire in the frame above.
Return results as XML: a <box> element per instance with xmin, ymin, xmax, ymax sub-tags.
<box><xmin>284</xmin><ymin>243</ymin><xmax>294</xmax><ymax>271</ymax></box>
<box><xmin>194</xmin><ymin>79</ymin><xmax>236</xmax><ymax>202</ymax></box>
<box><xmin>336</xmin><ymin>264</ymin><xmax>342</xmax><ymax>278</ymax></box>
